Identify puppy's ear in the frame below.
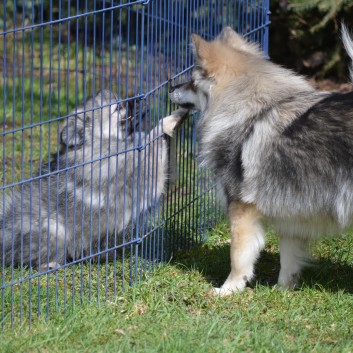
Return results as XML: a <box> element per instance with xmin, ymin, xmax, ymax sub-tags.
<box><xmin>93</xmin><ymin>90</ymin><xmax>114</xmax><ymax>111</ymax></box>
<box><xmin>94</xmin><ymin>90</ymin><xmax>109</xmax><ymax>104</ymax></box>
<box><xmin>60</xmin><ymin>118</ymin><xmax>84</xmax><ymax>147</ymax></box>
<box><xmin>94</xmin><ymin>90</ymin><xmax>125</xmax><ymax>123</ymax></box>
<box><xmin>191</xmin><ymin>34</ymin><xmax>212</xmax><ymax>63</ymax></box>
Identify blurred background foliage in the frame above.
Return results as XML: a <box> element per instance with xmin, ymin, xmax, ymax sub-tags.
<box><xmin>3</xmin><ymin>0</ymin><xmax>353</xmax><ymax>81</ymax></box>
<box><xmin>270</xmin><ymin>0</ymin><xmax>353</xmax><ymax>81</ymax></box>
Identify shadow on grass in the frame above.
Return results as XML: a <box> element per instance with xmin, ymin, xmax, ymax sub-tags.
<box><xmin>172</xmin><ymin>242</ymin><xmax>353</xmax><ymax>294</ymax></box>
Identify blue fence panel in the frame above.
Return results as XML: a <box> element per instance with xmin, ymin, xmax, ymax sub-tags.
<box><xmin>0</xmin><ymin>0</ymin><xmax>270</xmax><ymax>329</ymax></box>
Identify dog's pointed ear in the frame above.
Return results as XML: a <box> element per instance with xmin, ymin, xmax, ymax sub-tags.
<box><xmin>95</xmin><ymin>90</ymin><xmax>118</xmax><ymax>105</ymax></box>
<box><xmin>94</xmin><ymin>89</ymin><xmax>124</xmax><ymax>118</ymax></box>
<box><xmin>94</xmin><ymin>90</ymin><xmax>113</xmax><ymax>111</ymax></box>
<box><xmin>191</xmin><ymin>33</ymin><xmax>211</xmax><ymax>63</ymax></box>
<box><xmin>60</xmin><ymin>118</ymin><xmax>84</xmax><ymax>147</ymax></box>
<box><xmin>219</xmin><ymin>26</ymin><xmax>241</xmax><ymax>44</ymax></box>
<box><xmin>219</xmin><ymin>26</ymin><xmax>262</xmax><ymax>57</ymax></box>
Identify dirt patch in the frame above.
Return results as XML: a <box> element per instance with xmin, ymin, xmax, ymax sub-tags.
<box><xmin>309</xmin><ymin>78</ymin><xmax>353</xmax><ymax>93</ymax></box>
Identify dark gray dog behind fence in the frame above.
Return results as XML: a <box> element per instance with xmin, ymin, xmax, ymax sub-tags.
<box><xmin>0</xmin><ymin>90</ymin><xmax>189</xmax><ymax>270</ymax></box>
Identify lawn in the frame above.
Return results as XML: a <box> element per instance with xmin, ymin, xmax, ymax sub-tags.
<box><xmin>1</xmin><ymin>222</ymin><xmax>353</xmax><ymax>352</ymax></box>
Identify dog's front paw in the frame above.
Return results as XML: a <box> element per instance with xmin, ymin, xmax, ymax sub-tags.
<box><xmin>161</xmin><ymin>115</ymin><xmax>179</xmax><ymax>137</ymax></box>
<box><xmin>161</xmin><ymin>108</ymin><xmax>189</xmax><ymax>137</ymax></box>
<box><xmin>211</xmin><ymin>287</ymin><xmax>236</xmax><ymax>297</ymax></box>
<box><xmin>211</xmin><ymin>278</ymin><xmax>246</xmax><ymax>296</ymax></box>
<box><xmin>40</xmin><ymin>262</ymin><xmax>61</xmax><ymax>272</ymax></box>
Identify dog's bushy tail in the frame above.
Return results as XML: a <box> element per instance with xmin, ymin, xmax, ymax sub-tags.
<box><xmin>342</xmin><ymin>23</ymin><xmax>353</xmax><ymax>83</ymax></box>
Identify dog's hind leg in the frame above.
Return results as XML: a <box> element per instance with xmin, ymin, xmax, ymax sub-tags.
<box><xmin>213</xmin><ymin>202</ymin><xmax>265</xmax><ymax>296</ymax></box>
<box><xmin>277</xmin><ymin>236</ymin><xmax>310</xmax><ymax>289</ymax></box>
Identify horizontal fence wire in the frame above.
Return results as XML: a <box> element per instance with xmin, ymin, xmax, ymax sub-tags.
<box><xmin>0</xmin><ymin>0</ymin><xmax>270</xmax><ymax>330</ymax></box>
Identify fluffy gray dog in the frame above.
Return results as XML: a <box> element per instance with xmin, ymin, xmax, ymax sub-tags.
<box><xmin>169</xmin><ymin>25</ymin><xmax>353</xmax><ymax>295</ymax></box>
<box><xmin>0</xmin><ymin>90</ymin><xmax>187</xmax><ymax>270</ymax></box>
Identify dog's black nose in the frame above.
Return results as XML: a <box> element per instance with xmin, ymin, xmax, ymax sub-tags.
<box><xmin>169</xmin><ymin>86</ymin><xmax>175</xmax><ymax>93</ymax></box>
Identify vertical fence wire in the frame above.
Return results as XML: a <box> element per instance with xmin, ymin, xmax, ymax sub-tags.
<box><xmin>0</xmin><ymin>0</ymin><xmax>270</xmax><ymax>330</ymax></box>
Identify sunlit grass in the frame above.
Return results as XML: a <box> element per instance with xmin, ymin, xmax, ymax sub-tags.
<box><xmin>1</xmin><ymin>223</ymin><xmax>353</xmax><ymax>352</ymax></box>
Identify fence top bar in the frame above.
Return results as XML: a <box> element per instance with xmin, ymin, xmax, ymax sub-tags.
<box><xmin>0</xmin><ymin>0</ymin><xmax>147</xmax><ymax>36</ymax></box>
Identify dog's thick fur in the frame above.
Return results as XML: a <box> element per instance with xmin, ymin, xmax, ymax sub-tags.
<box><xmin>0</xmin><ymin>90</ymin><xmax>187</xmax><ymax>270</ymax></box>
<box><xmin>169</xmin><ymin>26</ymin><xmax>353</xmax><ymax>295</ymax></box>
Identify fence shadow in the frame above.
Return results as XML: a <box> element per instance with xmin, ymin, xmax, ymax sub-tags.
<box><xmin>172</xmin><ymin>242</ymin><xmax>353</xmax><ymax>294</ymax></box>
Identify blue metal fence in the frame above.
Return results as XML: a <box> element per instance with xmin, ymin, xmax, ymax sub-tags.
<box><xmin>0</xmin><ymin>0</ymin><xmax>270</xmax><ymax>329</ymax></box>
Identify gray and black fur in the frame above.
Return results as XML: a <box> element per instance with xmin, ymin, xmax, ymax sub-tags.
<box><xmin>169</xmin><ymin>25</ymin><xmax>353</xmax><ymax>294</ymax></box>
<box><xmin>0</xmin><ymin>90</ymin><xmax>187</xmax><ymax>270</ymax></box>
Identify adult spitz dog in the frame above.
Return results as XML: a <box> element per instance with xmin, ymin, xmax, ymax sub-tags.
<box><xmin>170</xmin><ymin>26</ymin><xmax>353</xmax><ymax>295</ymax></box>
<box><xmin>0</xmin><ymin>90</ymin><xmax>187</xmax><ymax>270</ymax></box>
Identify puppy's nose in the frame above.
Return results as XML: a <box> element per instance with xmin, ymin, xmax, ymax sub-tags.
<box><xmin>169</xmin><ymin>86</ymin><xmax>175</xmax><ymax>93</ymax></box>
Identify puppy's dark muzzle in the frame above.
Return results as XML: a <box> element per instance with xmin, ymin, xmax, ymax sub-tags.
<box><xmin>169</xmin><ymin>82</ymin><xmax>190</xmax><ymax>94</ymax></box>
<box><xmin>169</xmin><ymin>85</ymin><xmax>176</xmax><ymax>93</ymax></box>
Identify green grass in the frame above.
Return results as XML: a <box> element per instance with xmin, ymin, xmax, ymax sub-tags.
<box><xmin>1</xmin><ymin>223</ymin><xmax>353</xmax><ymax>352</ymax></box>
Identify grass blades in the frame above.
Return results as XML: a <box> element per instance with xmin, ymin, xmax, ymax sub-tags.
<box><xmin>1</xmin><ymin>222</ymin><xmax>353</xmax><ymax>352</ymax></box>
